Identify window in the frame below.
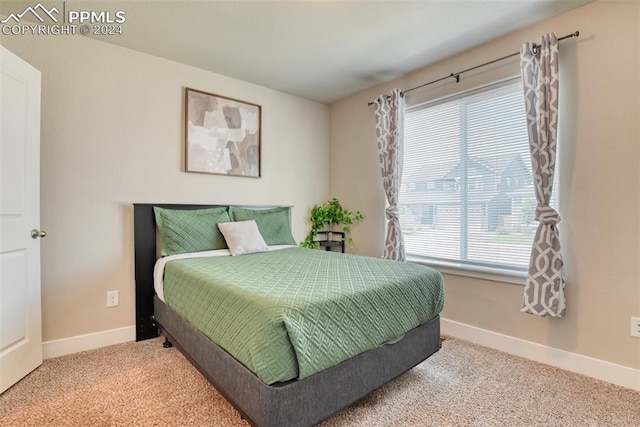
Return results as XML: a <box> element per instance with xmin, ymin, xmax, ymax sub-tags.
<box><xmin>401</xmin><ymin>78</ymin><xmax>557</xmax><ymax>275</ymax></box>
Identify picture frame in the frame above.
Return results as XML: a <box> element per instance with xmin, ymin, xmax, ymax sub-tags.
<box><xmin>185</xmin><ymin>88</ymin><xmax>261</xmax><ymax>178</ymax></box>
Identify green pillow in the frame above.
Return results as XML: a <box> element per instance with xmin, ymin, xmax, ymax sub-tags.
<box><xmin>154</xmin><ymin>207</ymin><xmax>231</xmax><ymax>256</ymax></box>
<box><xmin>229</xmin><ymin>206</ymin><xmax>296</xmax><ymax>246</ymax></box>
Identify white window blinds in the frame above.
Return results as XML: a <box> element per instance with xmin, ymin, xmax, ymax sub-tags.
<box><xmin>401</xmin><ymin>79</ymin><xmax>551</xmax><ymax>272</ymax></box>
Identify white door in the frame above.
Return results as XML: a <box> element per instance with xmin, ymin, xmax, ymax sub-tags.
<box><xmin>0</xmin><ymin>45</ymin><xmax>42</xmax><ymax>393</ymax></box>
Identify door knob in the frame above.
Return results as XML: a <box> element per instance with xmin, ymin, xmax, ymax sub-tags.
<box><xmin>31</xmin><ymin>229</ymin><xmax>47</xmax><ymax>239</ymax></box>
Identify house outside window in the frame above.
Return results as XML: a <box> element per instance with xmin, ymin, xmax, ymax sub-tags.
<box><xmin>400</xmin><ymin>78</ymin><xmax>557</xmax><ymax>279</ymax></box>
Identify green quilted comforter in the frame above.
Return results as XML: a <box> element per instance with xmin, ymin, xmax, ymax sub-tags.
<box><xmin>162</xmin><ymin>247</ymin><xmax>445</xmax><ymax>385</ymax></box>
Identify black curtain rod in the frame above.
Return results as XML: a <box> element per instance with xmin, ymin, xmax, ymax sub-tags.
<box><xmin>368</xmin><ymin>31</ymin><xmax>579</xmax><ymax>106</ymax></box>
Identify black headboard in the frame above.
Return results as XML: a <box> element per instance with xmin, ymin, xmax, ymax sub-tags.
<box><xmin>133</xmin><ymin>203</ymin><xmax>227</xmax><ymax>341</ymax></box>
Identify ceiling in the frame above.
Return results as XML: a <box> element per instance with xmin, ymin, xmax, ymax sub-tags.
<box><xmin>2</xmin><ymin>1</ymin><xmax>592</xmax><ymax>104</ymax></box>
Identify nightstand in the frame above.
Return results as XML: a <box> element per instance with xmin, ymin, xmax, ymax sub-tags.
<box><xmin>316</xmin><ymin>231</ymin><xmax>345</xmax><ymax>253</ymax></box>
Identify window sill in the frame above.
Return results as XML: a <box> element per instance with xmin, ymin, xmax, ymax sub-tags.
<box><xmin>406</xmin><ymin>255</ymin><xmax>526</xmax><ymax>285</ymax></box>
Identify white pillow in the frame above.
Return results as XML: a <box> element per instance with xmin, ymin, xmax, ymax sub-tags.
<box><xmin>217</xmin><ymin>220</ymin><xmax>268</xmax><ymax>256</ymax></box>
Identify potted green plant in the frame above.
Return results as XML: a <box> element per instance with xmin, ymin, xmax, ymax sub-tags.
<box><xmin>300</xmin><ymin>198</ymin><xmax>363</xmax><ymax>249</ymax></box>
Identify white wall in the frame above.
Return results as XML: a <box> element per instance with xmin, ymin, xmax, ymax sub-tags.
<box><xmin>0</xmin><ymin>33</ymin><xmax>330</xmax><ymax>342</ymax></box>
<box><xmin>329</xmin><ymin>0</ymin><xmax>640</xmax><ymax>370</ymax></box>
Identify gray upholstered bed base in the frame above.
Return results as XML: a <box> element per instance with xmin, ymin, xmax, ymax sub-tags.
<box><xmin>154</xmin><ymin>296</ymin><xmax>441</xmax><ymax>427</ymax></box>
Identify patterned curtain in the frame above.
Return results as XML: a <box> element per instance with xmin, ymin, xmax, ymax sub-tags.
<box><xmin>373</xmin><ymin>89</ymin><xmax>406</xmax><ymax>261</ymax></box>
<box><xmin>520</xmin><ymin>33</ymin><xmax>566</xmax><ymax>317</ymax></box>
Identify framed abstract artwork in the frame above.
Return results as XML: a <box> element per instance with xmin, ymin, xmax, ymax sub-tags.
<box><xmin>185</xmin><ymin>88</ymin><xmax>261</xmax><ymax>177</ymax></box>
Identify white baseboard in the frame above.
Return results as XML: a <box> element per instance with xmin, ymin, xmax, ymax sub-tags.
<box><xmin>441</xmin><ymin>318</ymin><xmax>640</xmax><ymax>391</ymax></box>
<box><xmin>41</xmin><ymin>320</ymin><xmax>640</xmax><ymax>391</ymax></box>
<box><xmin>43</xmin><ymin>326</ymin><xmax>136</xmax><ymax>359</ymax></box>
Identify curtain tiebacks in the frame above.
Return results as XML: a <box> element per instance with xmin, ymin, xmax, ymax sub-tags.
<box><xmin>535</xmin><ymin>205</ymin><xmax>560</xmax><ymax>225</ymax></box>
<box><xmin>386</xmin><ymin>206</ymin><xmax>400</xmax><ymax>220</ymax></box>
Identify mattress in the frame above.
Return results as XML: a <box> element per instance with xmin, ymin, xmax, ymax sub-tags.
<box><xmin>157</xmin><ymin>247</ymin><xmax>445</xmax><ymax>385</ymax></box>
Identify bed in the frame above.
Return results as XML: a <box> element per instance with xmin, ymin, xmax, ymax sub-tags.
<box><xmin>134</xmin><ymin>203</ymin><xmax>444</xmax><ymax>427</ymax></box>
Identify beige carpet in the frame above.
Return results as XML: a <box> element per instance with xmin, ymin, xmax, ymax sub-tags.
<box><xmin>1</xmin><ymin>336</ymin><xmax>638</xmax><ymax>427</ymax></box>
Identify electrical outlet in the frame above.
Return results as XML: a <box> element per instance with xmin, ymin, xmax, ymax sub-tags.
<box><xmin>107</xmin><ymin>290</ymin><xmax>119</xmax><ymax>307</ymax></box>
<box><xmin>631</xmin><ymin>317</ymin><xmax>640</xmax><ymax>338</ymax></box>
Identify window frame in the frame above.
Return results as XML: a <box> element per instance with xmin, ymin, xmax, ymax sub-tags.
<box><xmin>402</xmin><ymin>76</ymin><xmax>538</xmax><ymax>285</ymax></box>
